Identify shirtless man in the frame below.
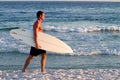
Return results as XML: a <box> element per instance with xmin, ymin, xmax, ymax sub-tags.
<box><xmin>22</xmin><ymin>11</ymin><xmax>47</xmax><ymax>72</ymax></box>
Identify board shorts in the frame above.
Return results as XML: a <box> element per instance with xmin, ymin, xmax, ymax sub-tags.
<box><xmin>30</xmin><ymin>47</ymin><xmax>46</xmax><ymax>56</ymax></box>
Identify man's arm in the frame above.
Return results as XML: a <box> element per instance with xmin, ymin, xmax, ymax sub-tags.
<box><xmin>34</xmin><ymin>24</ymin><xmax>41</xmax><ymax>49</ymax></box>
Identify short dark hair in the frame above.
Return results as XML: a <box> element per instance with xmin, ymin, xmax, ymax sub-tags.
<box><xmin>36</xmin><ymin>11</ymin><xmax>44</xmax><ymax>18</ymax></box>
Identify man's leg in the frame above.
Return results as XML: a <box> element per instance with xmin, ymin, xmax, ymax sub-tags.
<box><xmin>41</xmin><ymin>53</ymin><xmax>47</xmax><ymax>72</ymax></box>
<box><xmin>22</xmin><ymin>55</ymin><xmax>34</xmax><ymax>72</ymax></box>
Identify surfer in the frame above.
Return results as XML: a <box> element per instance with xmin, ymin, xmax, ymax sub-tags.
<box><xmin>22</xmin><ymin>11</ymin><xmax>47</xmax><ymax>72</ymax></box>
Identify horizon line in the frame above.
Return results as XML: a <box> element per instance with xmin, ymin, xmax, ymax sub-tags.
<box><xmin>0</xmin><ymin>0</ymin><xmax>120</xmax><ymax>2</ymax></box>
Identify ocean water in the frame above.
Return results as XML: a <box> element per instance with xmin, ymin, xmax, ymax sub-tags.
<box><xmin>0</xmin><ymin>1</ymin><xmax>120</xmax><ymax>71</ymax></box>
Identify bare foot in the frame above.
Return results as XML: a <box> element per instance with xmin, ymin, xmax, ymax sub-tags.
<box><xmin>22</xmin><ymin>69</ymin><xmax>28</xmax><ymax>73</ymax></box>
<box><xmin>41</xmin><ymin>69</ymin><xmax>46</xmax><ymax>73</ymax></box>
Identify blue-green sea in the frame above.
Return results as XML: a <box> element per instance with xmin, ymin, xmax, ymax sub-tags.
<box><xmin>0</xmin><ymin>1</ymin><xmax>120</xmax><ymax>70</ymax></box>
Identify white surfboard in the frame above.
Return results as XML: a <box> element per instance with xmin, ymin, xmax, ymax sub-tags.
<box><xmin>10</xmin><ymin>29</ymin><xmax>73</xmax><ymax>54</ymax></box>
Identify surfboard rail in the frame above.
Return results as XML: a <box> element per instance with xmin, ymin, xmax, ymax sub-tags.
<box><xmin>10</xmin><ymin>29</ymin><xmax>73</xmax><ymax>54</ymax></box>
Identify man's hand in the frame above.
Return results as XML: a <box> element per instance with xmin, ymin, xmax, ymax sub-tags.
<box><xmin>36</xmin><ymin>44</ymin><xmax>41</xmax><ymax>49</ymax></box>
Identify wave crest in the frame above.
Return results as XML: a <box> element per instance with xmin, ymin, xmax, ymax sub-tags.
<box><xmin>44</xmin><ymin>25</ymin><xmax>120</xmax><ymax>33</ymax></box>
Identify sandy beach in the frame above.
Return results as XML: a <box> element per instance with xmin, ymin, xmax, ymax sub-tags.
<box><xmin>1</xmin><ymin>69</ymin><xmax>120</xmax><ymax>80</ymax></box>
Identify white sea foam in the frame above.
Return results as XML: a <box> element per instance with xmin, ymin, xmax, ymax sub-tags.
<box><xmin>44</xmin><ymin>24</ymin><xmax>120</xmax><ymax>33</ymax></box>
<box><xmin>1</xmin><ymin>69</ymin><xmax>120</xmax><ymax>80</ymax></box>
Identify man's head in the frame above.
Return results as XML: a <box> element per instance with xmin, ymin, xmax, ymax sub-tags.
<box><xmin>36</xmin><ymin>11</ymin><xmax>45</xmax><ymax>20</ymax></box>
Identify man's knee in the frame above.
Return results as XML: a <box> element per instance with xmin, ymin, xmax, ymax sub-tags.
<box><xmin>41</xmin><ymin>53</ymin><xmax>47</xmax><ymax>59</ymax></box>
<box><xmin>27</xmin><ymin>55</ymin><xmax>34</xmax><ymax>61</ymax></box>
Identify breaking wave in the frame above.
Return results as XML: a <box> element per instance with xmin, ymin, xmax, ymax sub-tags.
<box><xmin>44</xmin><ymin>25</ymin><xmax>120</xmax><ymax>33</ymax></box>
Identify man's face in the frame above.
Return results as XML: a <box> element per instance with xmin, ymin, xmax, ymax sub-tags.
<box><xmin>40</xmin><ymin>13</ymin><xmax>45</xmax><ymax>20</ymax></box>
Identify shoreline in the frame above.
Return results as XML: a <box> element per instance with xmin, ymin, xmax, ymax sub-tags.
<box><xmin>1</xmin><ymin>69</ymin><xmax>120</xmax><ymax>80</ymax></box>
